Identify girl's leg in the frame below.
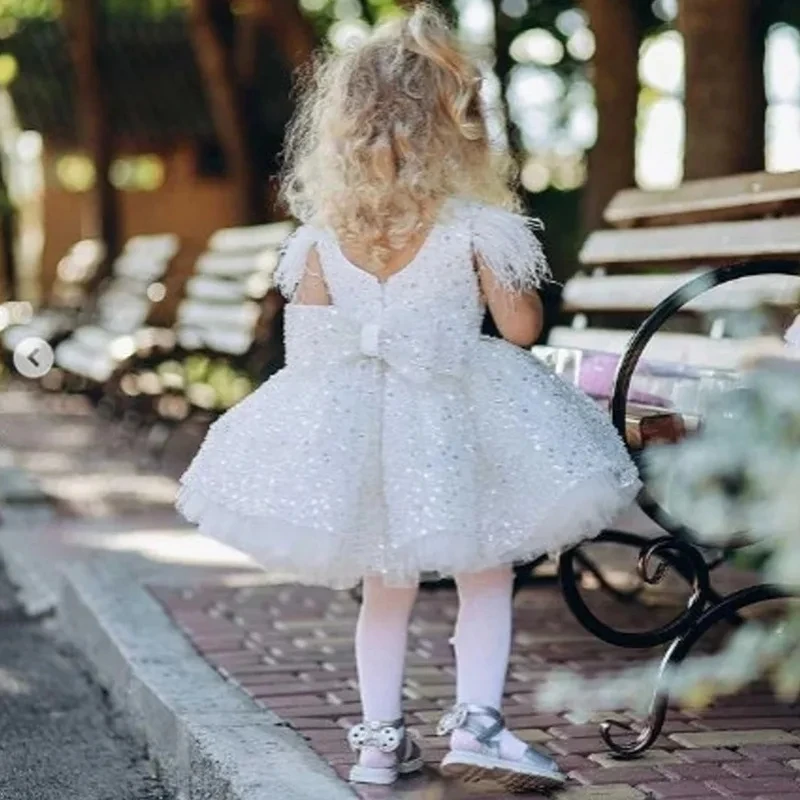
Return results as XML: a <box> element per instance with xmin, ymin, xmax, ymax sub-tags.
<box><xmin>355</xmin><ymin>575</ymin><xmax>418</xmax><ymax>767</ymax></box>
<box><xmin>451</xmin><ymin>565</ymin><xmax>528</xmax><ymax>759</ymax></box>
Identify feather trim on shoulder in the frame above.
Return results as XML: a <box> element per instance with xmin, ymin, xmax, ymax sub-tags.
<box><xmin>463</xmin><ymin>201</ymin><xmax>551</xmax><ymax>293</ymax></box>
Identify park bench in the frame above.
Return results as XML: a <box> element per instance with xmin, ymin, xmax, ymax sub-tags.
<box><xmin>50</xmin><ymin>234</ymin><xmax>179</xmax><ymax>394</ymax></box>
<box><xmin>549</xmin><ymin>170</ymin><xmax>800</xmax><ymax>758</ymax></box>
<box><xmin>102</xmin><ymin>221</ymin><xmax>293</xmax><ymax>458</ymax></box>
<box><xmin>1</xmin><ymin>238</ymin><xmax>106</xmax><ymax>355</ymax></box>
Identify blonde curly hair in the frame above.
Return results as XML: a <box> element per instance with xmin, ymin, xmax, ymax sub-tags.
<box><xmin>279</xmin><ymin>5</ymin><xmax>520</xmax><ymax>271</ymax></box>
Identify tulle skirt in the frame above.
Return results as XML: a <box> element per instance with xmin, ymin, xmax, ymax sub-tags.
<box><xmin>177</xmin><ymin>338</ymin><xmax>640</xmax><ymax>589</ymax></box>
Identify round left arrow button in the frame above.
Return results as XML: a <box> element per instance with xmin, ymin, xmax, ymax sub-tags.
<box><xmin>13</xmin><ymin>336</ymin><xmax>55</xmax><ymax>379</ymax></box>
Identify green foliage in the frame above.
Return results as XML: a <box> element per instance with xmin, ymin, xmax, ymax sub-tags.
<box><xmin>0</xmin><ymin>0</ymin><xmax>186</xmax><ymax>19</ymax></box>
<box><xmin>0</xmin><ymin>0</ymin><xmax>57</xmax><ymax>19</ymax></box>
<box><xmin>102</xmin><ymin>0</ymin><xmax>185</xmax><ymax>15</ymax></box>
<box><xmin>301</xmin><ymin>0</ymin><xmax>416</xmax><ymax>38</ymax></box>
<box><xmin>179</xmin><ymin>353</ymin><xmax>254</xmax><ymax>411</ymax></box>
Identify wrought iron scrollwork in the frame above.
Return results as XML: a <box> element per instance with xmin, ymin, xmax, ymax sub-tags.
<box><xmin>601</xmin><ymin>585</ymin><xmax>791</xmax><ymax>759</ymax></box>
<box><xmin>559</xmin><ymin>531</ymin><xmax>712</xmax><ymax>649</ymax></box>
<box><xmin>558</xmin><ymin>260</ymin><xmax>800</xmax><ymax>757</ymax></box>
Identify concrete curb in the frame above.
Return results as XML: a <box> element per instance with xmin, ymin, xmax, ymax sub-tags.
<box><xmin>61</xmin><ymin>554</ymin><xmax>356</xmax><ymax>800</ymax></box>
<box><xmin>0</xmin><ymin>505</ymin><xmax>59</xmax><ymax>618</ymax></box>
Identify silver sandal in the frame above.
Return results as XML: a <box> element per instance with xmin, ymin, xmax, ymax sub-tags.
<box><xmin>437</xmin><ymin>703</ymin><xmax>565</xmax><ymax>793</ymax></box>
<box><xmin>347</xmin><ymin>718</ymin><xmax>424</xmax><ymax>785</ymax></box>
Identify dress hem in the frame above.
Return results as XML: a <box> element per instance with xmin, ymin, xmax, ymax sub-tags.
<box><xmin>176</xmin><ymin>473</ymin><xmax>642</xmax><ymax>590</ymax></box>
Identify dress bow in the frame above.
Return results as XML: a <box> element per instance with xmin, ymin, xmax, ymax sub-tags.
<box><xmin>285</xmin><ymin>305</ymin><xmax>470</xmax><ymax>384</ymax></box>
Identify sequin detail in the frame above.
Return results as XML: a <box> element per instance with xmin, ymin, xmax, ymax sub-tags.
<box><xmin>177</xmin><ymin>199</ymin><xmax>641</xmax><ymax>589</ymax></box>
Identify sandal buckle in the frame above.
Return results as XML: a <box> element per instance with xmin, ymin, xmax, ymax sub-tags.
<box><xmin>348</xmin><ymin>721</ymin><xmax>404</xmax><ymax>754</ymax></box>
<box><xmin>437</xmin><ymin>704</ymin><xmax>469</xmax><ymax>736</ymax></box>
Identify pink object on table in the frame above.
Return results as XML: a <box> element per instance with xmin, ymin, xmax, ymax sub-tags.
<box><xmin>578</xmin><ymin>352</ymin><xmax>670</xmax><ymax>407</ymax></box>
<box><xmin>785</xmin><ymin>314</ymin><xmax>800</xmax><ymax>348</ymax></box>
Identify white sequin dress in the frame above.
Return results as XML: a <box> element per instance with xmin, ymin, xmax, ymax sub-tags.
<box><xmin>177</xmin><ymin>200</ymin><xmax>640</xmax><ymax>588</ymax></box>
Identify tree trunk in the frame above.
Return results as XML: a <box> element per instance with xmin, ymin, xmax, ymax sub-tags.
<box><xmin>63</xmin><ymin>0</ymin><xmax>120</xmax><ymax>282</ymax></box>
<box><xmin>0</xmin><ymin>151</ymin><xmax>15</xmax><ymax>300</ymax></box>
<box><xmin>680</xmin><ymin>0</ymin><xmax>766</xmax><ymax>180</ymax></box>
<box><xmin>252</xmin><ymin>0</ymin><xmax>316</xmax><ymax>70</ymax></box>
<box><xmin>582</xmin><ymin>0</ymin><xmax>640</xmax><ymax>231</ymax></box>
<box><xmin>188</xmin><ymin>0</ymin><xmax>264</xmax><ymax>224</ymax></box>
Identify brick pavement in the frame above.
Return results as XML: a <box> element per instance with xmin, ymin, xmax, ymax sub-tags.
<box><xmin>153</xmin><ymin>581</ymin><xmax>800</xmax><ymax>799</ymax></box>
<box><xmin>3</xmin><ymin>382</ymin><xmax>800</xmax><ymax>798</ymax></box>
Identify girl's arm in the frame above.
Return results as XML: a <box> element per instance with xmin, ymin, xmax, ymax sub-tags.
<box><xmin>478</xmin><ymin>257</ymin><xmax>543</xmax><ymax>348</ymax></box>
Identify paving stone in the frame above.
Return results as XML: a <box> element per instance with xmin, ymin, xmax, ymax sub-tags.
<box><xmin>569</xmin><ymin>767</ymin><xmax>664</xmax><ymax>786</ymax></box>
<box><xmin>550</xmin><ymin>724</ymin><xmax>610</xmax><ymax>739</ymax></box>
<box><xmin>501</xmin><ymin>710</ymin><xmax>566</xmax><ymax>726</ymax></box>
<box><xmin>692</xmin><ymin>706</ymin><xmax>800</xmax><ymax>720</ymax></box>
<box><xmin>240</xmin><ymin>679</ymin><xmax>347</xmax><ymax>695</ymax></box>
<box><xmin>670</xmin><ymin>731</ymin><xmax>800</xmax><ymax>749</ymax></box>
<box><xmin>736</xmin><ymin>745</ymin><xmax>800</xmax><ymax>760</ymax></box>
<box><xmin>753</xmin><ymin>795</ymin><xmax>800</xmax><ymax>800</ymax></box>
<box><xmin>225</xmin><ymin>661</ymin><xmax>322</xmax><ymax>675</ymax></box>
<box><xmin>565</xmin><ymin>712</ymin><xmax>633</xmax><ymax>726</ymax></box>
<box><xmin>549</xmin><ymin>738</ymin><xmax>619</xmax><ymax>755</ymax></box>
<box><xmin>301</xmin><ymin>727</ymin><xmax>350</xmax><ymax>741</ymax></box>
<box><xmin>551</xmin><ymin>736</ymin><xmax>676</xmax><ymax>756</ymax></box>
<box><xmin>326</xmin><ymin>689</ymin><xmax>362</xmax><ymax>704</ymax></box>
<box><xmin>658</xmin><ymin>764</ymin><xmax>736</xmax><ymax>781</ymax></box>
<box><xmin>723</xmin><ymin>761</ymin><xmax>799</xmax><ymax>778</ymax></box>
<box><xmin>331</xmin><ymin>763</ymin><xmax>351</xmax><ymax>780</ymax></box>
<box><xmin>553</xmin><ymin>784</ymin><xmax>647</xmax><ymax>799</ymax></box>
<box><xmin>405</xmin><ymin>665</ymin><xmax>451</xmax><ymax>679</ymax></box>
<box><xmin>708</xmin><ymin>778</ymin><xmax>800</xmax><ymax>796</ymax></box>
<box><xmin>513</xmin><ymin>728</ymin><xmax>552</xmax><ymax>743</ymax></box>
<box><xmin>205</xmin><ymin>651</ymin><xmax>265</xmax><ymax>667</ymax></box>
<box><xmin>589</xmin><ymin>749</ymin><xmax>684</xmax><ymax>769</ymax></box>
<box><xmin>676</xmin><ymin>749</ymin><xmax>743</xmax><ymax>764</ymax></box>
<box><xmin>638</xmin><ymin>781</ymin><xmax>724</xmax><ymax>798</ymax></box>
<box><xmin>248</xmin><ymin>692</ymin><xmax>325</xmax><ymax>707</ymax></box>
<box><xmin>305</xmin><ymin>737</ymin><xmax>351</xmax><ymax>756</ymax></box>
<box><xmin>555</xmin><ymin>755</ymin><xmax>595</xmax><ymax>771</ymax></box>
<box><xmin>283</xmin><ymin>717</ymin><xmax>343</xmax><ymax>730</ymax></box>
<box><xmin>413</xmin><ymin>710</ymin><xmax>448</xmax><ymax>723</ymax></box>
<box><xmin>265</xmin><ymin>701</ymin><xmax>364</xmax><ymax>718</ymax></box>
<box><xmin>693</xmin><ymin>719</ymin><xmax>800</xmax><ymax>731</ymax></box>
<box><xmin>403</xmin><ymin>684</ymin><xmax>455</xmax><ymax>700</ymax></box>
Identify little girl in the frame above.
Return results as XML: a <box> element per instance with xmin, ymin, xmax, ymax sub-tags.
<box><xmin>178</xmin><ymin>7</ymin><xmax>639</xmax><ymax>793</ymax></box>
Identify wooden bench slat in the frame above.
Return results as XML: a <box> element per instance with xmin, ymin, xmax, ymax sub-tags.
<box><xmin>580</xmin><ymin>215</ymin><xmax>800</xmax><ymax>268</ymax></box>
<box><xmin>55</xmin><ymin>340</ymin><xmax>117</xmax><ymax>382</ymax></box>
<box><xmin>195</xmin><ymin>252</ymin><xmax>263</xmax><ymax>279</ymax></box>
<box><xmin>563</xmin><ymin>271</ymin><xmax>800</xmax><ymax>313</ymax></box>
<box><xmin>177</xmin><ymin>300</ymin><xmax>260</xmax><ymax>329</ymax></box>
<box><xmin>606</xmin><ymin>170</ymin><xmax>800</xmax><ymax>229</ymax></box>
<box><xmin>113</xmin><ymin>253</ymin><xmax>173</xmax><ymax>282</ymax></box>
<box><xmin>176</xmin><ymin>326</ymin><xmax>253</xmax><ymax>355</ymax></box>
<box><xmin>124</xmin><ymin>234</ymin><xmax>180</xmax><ymax>259</ymax></box>
<box><xmin>548</xmin><ymin>326</ymin><xmax>783</xmax><ymax>370</ymax></box>
<box><xmin>209</xmin><ymin>222</ymin><xmax>294</xmax><ymax>253</ymax></box>
<box><xmin>185</xmin><ymin>276</ymin><xmax>249</xmax><ymax>303</ymax></box>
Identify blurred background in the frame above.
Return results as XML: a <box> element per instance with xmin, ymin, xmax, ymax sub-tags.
<box><xmin>1</xmin><ymin>0</ymin><xmax>799</xmax><ymax>304</ymax></box>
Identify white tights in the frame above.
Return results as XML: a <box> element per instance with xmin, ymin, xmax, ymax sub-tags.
<box><xmin>354</xmin><ymin>565</ymin><xmax>528</xmax><ymax>767</ymax></box>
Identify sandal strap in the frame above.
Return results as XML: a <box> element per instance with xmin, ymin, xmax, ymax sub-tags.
<box><xmin>437</xmin><ymin>703</ymin><xmax>506</xmax><ymax>743</ymax></box>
